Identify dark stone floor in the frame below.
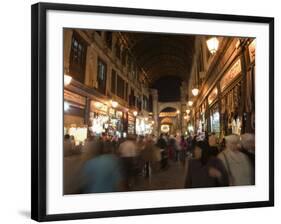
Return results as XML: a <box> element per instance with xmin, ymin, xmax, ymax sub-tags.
<box><xmin>131</xmin><ymin>161</ymin><xmax>187</xmax><ymax>192</ymax></box>
<box><xmin>64</xmin><ymin>153</ymin><xmax>188</xmax><ymax>194</ymax></box>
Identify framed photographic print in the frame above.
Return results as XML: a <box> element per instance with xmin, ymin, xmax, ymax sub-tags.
<box><xmin>31</xmin><ymin>2</ymin><xmax>274</xmax><ymax>222</ymax></box>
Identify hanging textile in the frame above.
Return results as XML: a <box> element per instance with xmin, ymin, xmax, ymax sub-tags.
<box><xmin>245</xmin><ymin>65</ymin><xmax>255</xmax><ymax>113</ymax></box>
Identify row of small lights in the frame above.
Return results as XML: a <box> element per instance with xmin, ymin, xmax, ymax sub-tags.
<box><xmin>64</xmin><ymin>76</ymin><xmax>139</xmax><ymax>117</ymax></box>
<box><xmin>110</xmin><ymin>100</ymin><xmax>139</xmax><ymax>117</ymax></box>
<box><xmin>186</xmin><ymin>37</ymin><xmax>219</xmax><ymax>119</ymax></box>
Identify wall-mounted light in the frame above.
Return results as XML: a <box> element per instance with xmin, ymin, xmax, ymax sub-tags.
<box><xmin>64</xmin><ymin>102</ymin><xmax>70</xmax><ymax>111</ymax></box>
<box><xmin>206</xmin><ymin>37</ymin><xmax>219</xmax><ymax>54</ymax></box>
<box><xmin>133</xmin><ymin>111</ymin><xmax>138</xmax><ymax>116</ymax></box>
<box><xmin>186</xmin><ymin>109</ymin><xmax>191</xmax><ymax>114</ymax></box>
<box><xmin>188</xmin><ymin>101</ymin><xmax>193</xmax><ymax>106</ymax></box>
<box><xmin>64</xmin><ymin>74</ymin><xmax>72</xmax><ymax>86</ymax></box>
<box><xmin>191</xmin><ymin>88</ymin><xmax>199</xmax><ymax>96</ymax></box>
<box><xmin>111</xmin><ymin>100</ymin><xmax>118</xmax><ymax>108</ymax></box>
<box><xmin>176</xmin><ymin>110</ymin><xmax>180</xmax><ymax>114</ymax></box>
<box><xmin>184</xmin><ymin>115</ymin><xmax>190</xmax><ymax>120</ymax></box>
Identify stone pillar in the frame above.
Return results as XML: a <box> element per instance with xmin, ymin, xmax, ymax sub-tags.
<box><xmin>239</xmin><ymin>39</ymin><xmax>248</xmax><ymax>134</ymax></box>
<box><xmin>84</xmin><ymin>97</ymin><xmax>91</xmax><ymax>127</ymax></box>
<box><xmin>84</xmin><ymin>46</ymin><xmax>98</xmax><ymax>88</ymax></box>
<box><xmin>217</xmin><ymin>83</ymin><xmax>223</xmax><ymax>139</ymax></box>
<box><xmin>150</xmin><ymin>89</ymin><xmax>159</xmax><ymax>136</ymax></box>
<box><xmin>180</xmin><ymin>82</ymin><xmax>188</xmax><ymax>134</ymax></box>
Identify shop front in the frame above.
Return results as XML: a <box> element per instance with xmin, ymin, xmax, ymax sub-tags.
<box><xmin>208</xmin><ymin>87</ymin><xmax>220</xmax><ymax>136</ymax></box>
<box><xmin>64</xmin><ymin>89</ymin><xmax>88</xmax><ymax>145</ymax></box>
<box><xmin>135</xmin><ymin>116</ymin><xmax>153</xmax><ymax>136</ymax></box>
<box><xmin>198</xmin><ymin>102</ymin><xmax>206</xmax><ymax>135</ymax></box>
<box><xmin>127</xmin><ymin>112</ymin><xmax>135</xmax><ymax>135</ymax></box>
<box><xmin>107</xmin><ymin>108</ymin><xmax>127</xmax><ymax>138</ymax></box>
<box><xmin>244</xmin><ymin>39</ymin><xmax>256</xmax><ymax>133</ymax></box>
<box><xmin>88</xmin><ymin>100</ymin><xmax>109</xmax><ymax>136</ymax></box>
<box><xmin>220</xmin><ymin>58</ymin><xmax>242</xmax><ymax>136</ymax></box>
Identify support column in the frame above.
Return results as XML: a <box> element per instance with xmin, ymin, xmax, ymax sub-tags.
<box><xmin>84</xmin><ymin>97</ymin><xmax>91</xmax><ymax>128</ymax></box>
<box><xmin>180</xmin><ymin>82</ymin><xmax>188</xmax><ymax>134</ymax></box>
<box><xmin>217</xmin><ymin>83</ymin><xmax>223</xmax><ymax>139</ymax></box>
<box><xmin>150</xmin><ymin>89</ymin><xmax>159</xmax><ymax>137</ymax></box>
<box><xmin>239</xmin><ymin>39</ymin><xmax>248</xmax><ymax>134</ymax></box>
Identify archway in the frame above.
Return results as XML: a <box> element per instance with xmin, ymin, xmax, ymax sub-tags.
<box><xmin>158</xmin><ymin>105</ymin><xmax>181</xmax><ymax>135</ymax></box>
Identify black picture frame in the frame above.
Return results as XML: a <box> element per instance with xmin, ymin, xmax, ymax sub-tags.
<box><xmin>31</xmin><ymin>2</ymin><xmax>274</xmax><ymax>222</ymax></box>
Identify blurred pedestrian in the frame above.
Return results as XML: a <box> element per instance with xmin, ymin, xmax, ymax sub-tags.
<box><xmin>81</xmin><ymin>141</ymin><xmax>123</xmax><ymax>193</ymax></box>
<box><xmin>157</xmin><ymin>134</ymin><xmax>169</xmax><ymax>169</ymax></box>
<box><xmin>218</xmin><ymin>134</ymin><xmax>254</xmax><ymax>186</ymax></box>
<box><xmin>185</xmin><ymin>141</ymin><xmax>229</xmax><ymax>188</ymax></box>
<box><xmin>118</xmin><ymin>136</ymin><xmax>138</xmax><ymax>189</ymax></box>
<box><xmin>141</xmin><ymin>138</ymin><xmax>161</xmax><ymax>177</ymax></box>
<box><xmin>179</xmin><ymin>135</ymin><xmax>187</xmax><ymax>166</ymax></box>
<box><xmin>240</xmin><ymin>133</ymin><xmax>255</xmax><ymax>184</ymax></box>
<box><xmin>64</xmin><ymin>134</ymin><xmax>74</xmax><ymax>157</ymax></box>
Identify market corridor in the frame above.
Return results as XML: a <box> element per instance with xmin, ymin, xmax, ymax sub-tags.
<box><xmin>63</xmin><ymin>28</ymin><xmax>256</xmax><ymax>195</ymax></box>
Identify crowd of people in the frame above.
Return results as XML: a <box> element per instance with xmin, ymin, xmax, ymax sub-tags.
<box><xmin>63</xmin><ymin>131</ymin><xmax>255</xmax><ymax>194</ymax></box>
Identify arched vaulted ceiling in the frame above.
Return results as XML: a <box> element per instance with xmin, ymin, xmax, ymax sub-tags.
<box><xmin>123</xmin><ymin>32</ymin><xmax>195</xmax><ymax>84</ymax></box>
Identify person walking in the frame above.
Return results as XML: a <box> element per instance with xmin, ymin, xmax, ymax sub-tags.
<box><xmin>141</xmin><ymin>137</ymin><xmax>161</xmax><ymax>178</ymax></box>
<box><xmin>64</xmin><ymin>134</ymin><xmax>74</xmax><ymax>157</ymax></box>
<box><xmin>118</xmin><ymin>136</ymin><xmax>138</xmax><ymax>190</ymax></box>
<box><xmin>179</xmin><ymin>135</ymin><xmax>187</xmax><ymax>166</ymax></box>
<box><xmin>240</xmin><ymin>133</ymin><xmax>255</xmax><ymax>184</ymax></box>
<box><xmin>157</xmin><ymin>134</ymin><xmax>168</xmax><ymax>169</ymax></box>
<box><xmin>218</xmin><ymin>134</ymin><xmax>254</xmax><ymax>186</ymax></box>
<box><xmin>81</xmin><ymin>141</ymin><xmax>123</xmax><ymax>193</ymax></box>
<box><xmin>185</xmin><ymin>141</ymin><xmax>229</xmax><ymax>188</ymax></box>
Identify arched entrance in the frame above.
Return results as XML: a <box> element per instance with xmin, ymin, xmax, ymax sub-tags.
<box><xmin>158</xmin><ymin>104</ymin><xmax>181</xmax><ymax>135</ymax></box>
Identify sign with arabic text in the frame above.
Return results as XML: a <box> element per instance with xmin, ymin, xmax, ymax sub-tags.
<box><xmin>220</xmin><ymin>59</ymin><xmax>242</xmax><ymax>91</ymax></box>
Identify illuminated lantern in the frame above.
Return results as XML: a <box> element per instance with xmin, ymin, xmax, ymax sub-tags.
<box><xmin>206</xmin><ymin>37</ymin><xmax>219</xmax><ymax>54</ymax></box>
<box><xmin>192</xmin><ymin>88</ymin><xmax>199</xmax><ymax>96</ymax></box>
<box><xmin>64</xmin><ymin>74</ymin><xmax>72</xmax><ymax>86</ymax></box>
<box><xmin>111</xmin><ymin>100</ymin><xmax>118</xmax><ymax>108</ymax></box>
<box><xmin>64</xmin><ymin>102</ymin><xmax>70</xmax><ymax>111</ymax></box>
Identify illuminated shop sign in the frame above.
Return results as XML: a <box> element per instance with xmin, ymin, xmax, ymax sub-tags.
<box><xmin>220</xmin><ymin>59</ymin><xmax>242</xmax><ymax>91</ymax></box>
<box><xmin>208</xmin><ymin>87</ymin><xmax>218</xmax><ymax>105</ymax></box>
<box><xmin>64</xmin><ymin>90</ymin><xmax>86</xmax><ymax>106</ymax></box>
<box><xmin>90</xmin><ymin>101</ymin><xmax>108</xmax><ymax>113</ymax></box>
